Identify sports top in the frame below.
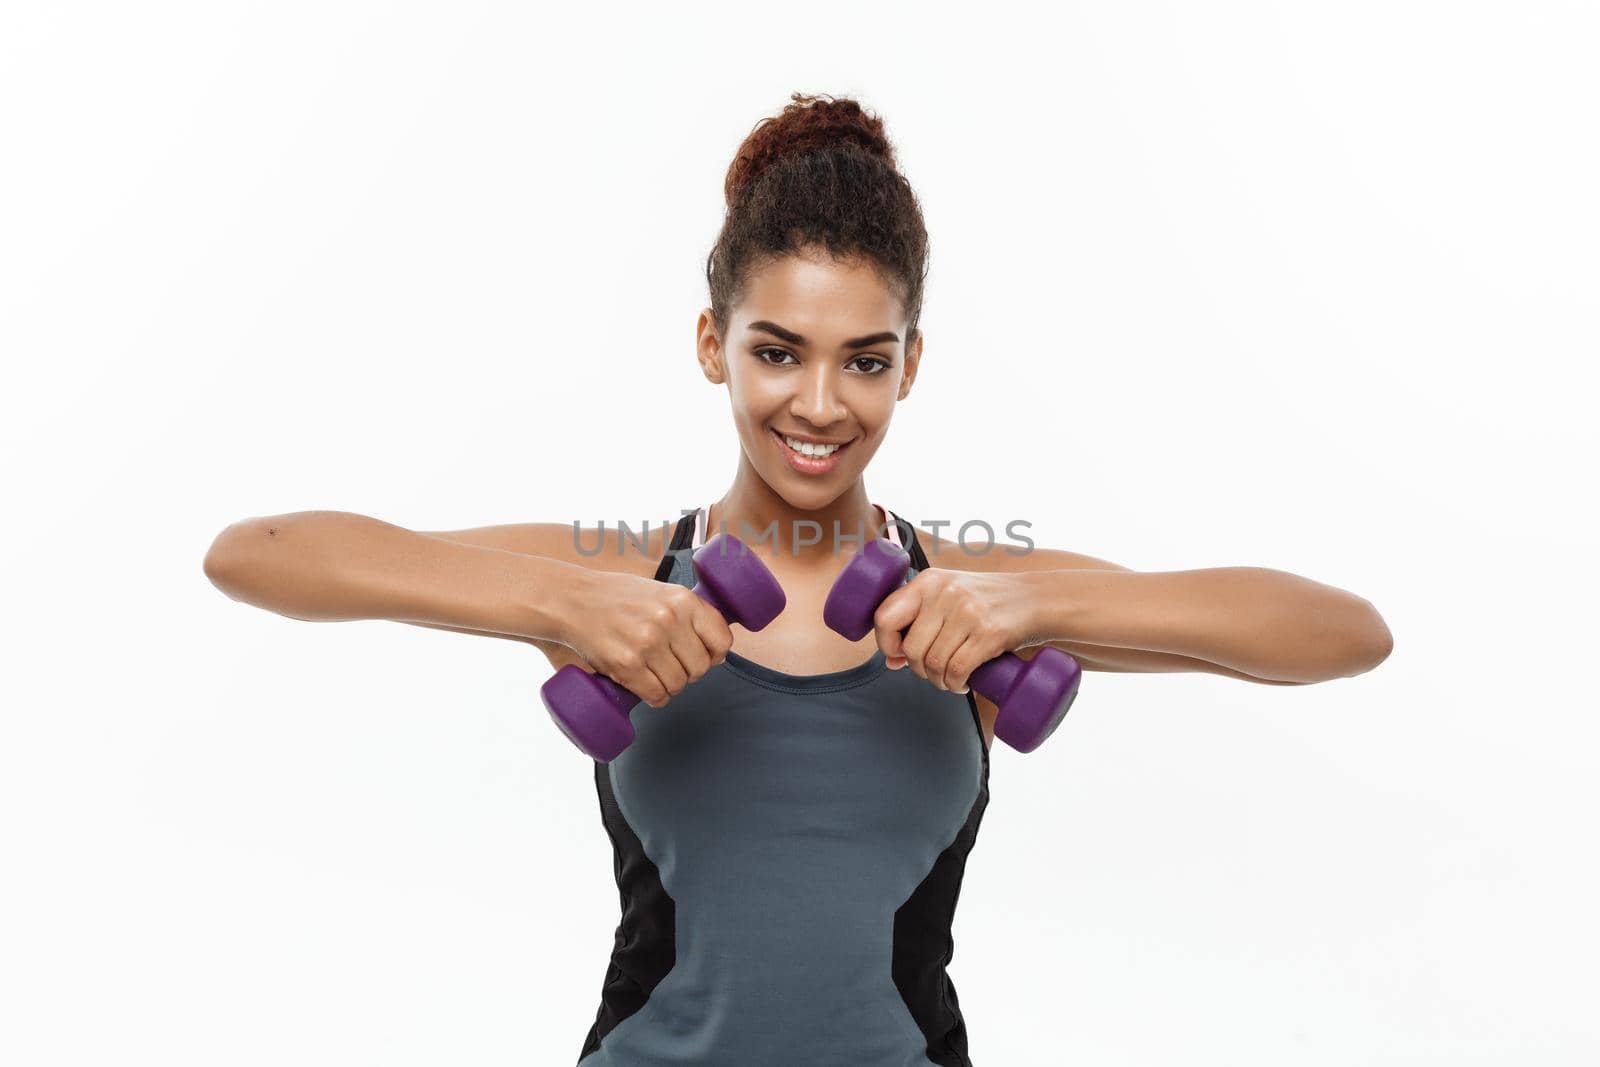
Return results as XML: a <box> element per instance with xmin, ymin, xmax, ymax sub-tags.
<box><xmin>575</xmin><ymin>503</ymin><xmax>992</xmax><ymax>1066</ymax></box>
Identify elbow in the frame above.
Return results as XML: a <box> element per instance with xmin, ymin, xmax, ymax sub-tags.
<box><xmin>202</xmin><ymin>544</ymin><xmax>229</xmax><ymax>587</ymax></box>
<box><xmin>1358</xmin><ymin>628</ymin><xmax>1394</xmax><ymax>676</ymax></box>
<box><xmin>1340</xmin><ymin>601</ymin><xmax>1394</xmax><ymax>679</ymax></box>
<box><xmin>203</xmin><ymin>516</ymin><xmax>283</xmax><ymax>594</ymax></box>
<box><xmin>203</xmin><ymin>525</ymin><xmax>240</xmax><ymax>588</ymax></box>
<box><xmin>1270</xmin><ymin>600</ymin><xmax>1393</xmax><ymax>685</ymax></box>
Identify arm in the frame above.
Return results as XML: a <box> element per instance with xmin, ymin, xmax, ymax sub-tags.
<box><xmin>920</xmin><ymin>530</ymin><xmax>1392</xmax><ymax>684</ymax></box>
<box><xmin>1020</xmin><ymin>565</ymin><xmax>1394</xmax><ymax>685</ymax></box>
<box><xmin>202</xmin><ymin>510</ymin><xmax>585</xmax><ymax>645</ymax></box>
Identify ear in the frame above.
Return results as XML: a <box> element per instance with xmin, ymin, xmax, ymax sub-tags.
<box><xmin>897</xmin><ymin>330</ymin><xmax>923</xmax><ymax>400</ymax></box>
<box><xmin>696</xmin><ymin>308</ymin><xmax>727</xmax><ymax>384</ymax></box>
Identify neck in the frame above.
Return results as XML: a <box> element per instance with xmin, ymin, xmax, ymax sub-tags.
<box><xmin>708</xmin><ymin>474</ymin><xmax>887</xmax><ymax>566</ymax></box>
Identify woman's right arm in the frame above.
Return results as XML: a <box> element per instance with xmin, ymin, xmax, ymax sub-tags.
<box><xmin>204</xmin><ymin>510</ymin><xmax>731</xmax><ymax>707</ymax></box>
<box><xmin>201</xmin><ymin>510</ymin><xmax>584</xmax><ymax>645</ymax></box>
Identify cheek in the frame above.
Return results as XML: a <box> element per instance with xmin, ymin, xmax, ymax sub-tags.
<box><xmin>729</xmin><ymin>379</ymin><xmax>788</xmax><ymax>421</ymax></box>
<box><xmin>856</xmin><ymin>399</ymin><xmax>896</xmax><ymax>434</ymax></box>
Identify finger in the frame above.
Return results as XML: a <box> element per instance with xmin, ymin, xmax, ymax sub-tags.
<box><xmin>873</xmin><ymin>584</ymin><xmax>919</xmax><ymax>662</ymax></box>
<box><xmin>641</xmin><ymin>668</ymin><xmax>673</xmax><ymax>708</ymax></box>
<box><xmin>900</xmin><ymin>611</ymin><xmax>947</xmax><ymax>686</ymax></box>
<box><xmin>614</xmin><ymin>651</ymin><xmax>671</xmax><ymax>709</ymax></box>
<box><xmin>950</xmin><ymin>618</ymin><xmax>1006</xmax><ymax>694</ymax></box>
<box><xmin>924</xmin><ymin>618</ymin><xmax>972</xmax><ymax>692</ymax></box>
<box><xmin>688</xmin><ymin>604</ymin><xmax>734</xmax><ymax>669</ymax></box>
<box><xmin>666</xmin><ymin>604</ymin><xmax>714</xmax><ymax>681</ymax></box>
<box><xmin>945</xmin><ymin>642</ymin><xmax>979</xmax><ymax>695</ymax></box>
<box><xmin>642</xmin><ymin>645</ymin><xmax>689</xmax><ymax>707</ymax></box>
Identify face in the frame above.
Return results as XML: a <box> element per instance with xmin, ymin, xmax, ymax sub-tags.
<box><xmin>696</xmin><ymin>250</ymin><xmax>923</xmax><ymax>507</ymax></box>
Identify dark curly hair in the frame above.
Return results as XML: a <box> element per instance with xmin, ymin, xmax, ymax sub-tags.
<box><xmin>705</xmin><ymin>92</ymin><xmax>930</xmax><ymax>345</ymax></box>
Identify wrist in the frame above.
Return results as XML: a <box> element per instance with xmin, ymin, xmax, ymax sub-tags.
<box><xmin>1018</xmin><ymin>569</ymin><xmax>1092</xmax><ymax>645</ymax></box>
<box><xmin>517</xmin><ymin>554</ymin><xmax>591</xmax><ymax>645</ymax></box>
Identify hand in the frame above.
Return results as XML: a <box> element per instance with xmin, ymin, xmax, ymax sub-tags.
<box><xmin>553</xmin><ymin>569</ymin><xmax>734</xmax><ymax>708</ymax></box>
<box><xmin>872</xmin><ymin>569</ymin><xmax>1044</xmax><ymax>694</ymax></box>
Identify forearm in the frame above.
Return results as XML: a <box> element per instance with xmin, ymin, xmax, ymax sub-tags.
<box><xmin>202</xmin><ymin>510</ymin><xmax>579</xmax><ymax>643</ymax></box>
<box><xmin>1025</xmin><ymin>566</ymin><xmax>1393</xmax><ymax>684</ymax></box>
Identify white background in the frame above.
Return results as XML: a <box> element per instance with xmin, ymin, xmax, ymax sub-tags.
<box><xmin>3</xmin><ymin>2</ymin><xmax>1596</xmax><ymax>1064</ymax></box>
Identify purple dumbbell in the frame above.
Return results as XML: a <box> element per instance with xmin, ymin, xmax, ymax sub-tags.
<box><xmin>541</xmin><ymin>532</ymin><xmax>786</xmax><ymax>763</ymax></box>
<box><xmin>822</xmin><ymin>537</ymin><xmax>1082</xmax><ymax>754</ymax></box>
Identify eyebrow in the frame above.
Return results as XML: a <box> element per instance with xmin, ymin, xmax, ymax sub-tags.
<box><xmin>747</xmin><ymin>320</ymin><xmax>901</xmax><ymax>350</ymax></box>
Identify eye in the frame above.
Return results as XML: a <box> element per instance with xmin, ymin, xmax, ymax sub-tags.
<box><xmin>755</xmin><ymin>347</ymin><xmax>891</xmax><ymax>375</ymax></box>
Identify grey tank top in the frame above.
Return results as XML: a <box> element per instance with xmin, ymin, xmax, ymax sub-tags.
<box><xmin>575</xmin><ymin>504</ymin><xmax>992</xmax><ymax>1066</ymax></box>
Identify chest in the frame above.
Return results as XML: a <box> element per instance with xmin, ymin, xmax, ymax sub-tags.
<box><xmin>608</xmin><ymin>656</ymin><xmax>987</xmax><ymax>906</ymax></box>
<box><xmin>726</xmin><ymin>574</ymin><xmax>999</xmax><ymax>752</ymax></box>
<box><xmin>728</xmin><ymin>580</ymin><xmax>881</xmax><ymax>675</ymax></box>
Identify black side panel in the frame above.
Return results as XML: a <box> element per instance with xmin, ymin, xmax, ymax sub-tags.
<box><xmin>576</xmin><ymin>512</ymin><xmax>698</xmax><ymax>1062</ymax></box>
<box><xmin>890</xmin><ymin>776</ymin><xmax>990</xmax><ymax>1067</ymax></box>
<box><xmin>576</xmin><ymin>762</ymin><xmax>679</xmax><ymax>1060</ymax></box>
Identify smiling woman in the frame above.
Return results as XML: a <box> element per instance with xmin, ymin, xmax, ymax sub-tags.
<box><xmin>567</xmin><ymin>92</ymin><xmax>1007</xmax><ymax>1067</ymax></box>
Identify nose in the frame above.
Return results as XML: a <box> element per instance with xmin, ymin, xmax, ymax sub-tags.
<box><xmin>789</xmin><ymin>364</ymin><xmax>849</xmax><ymax>428</ymax></box>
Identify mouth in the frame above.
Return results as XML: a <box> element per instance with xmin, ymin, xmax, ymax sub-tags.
<box><xmin>771</xmin><ymin>428</ymin><xmax>855</xmax><ymax>475</ymax></box>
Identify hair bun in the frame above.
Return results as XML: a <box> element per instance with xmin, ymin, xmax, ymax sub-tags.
<box><xmin>723</xmin><ymin>92</ymin><xmax>896</xmax><ymax>207</ymax></box>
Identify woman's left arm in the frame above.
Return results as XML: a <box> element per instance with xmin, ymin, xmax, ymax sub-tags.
<box><xmin>1018</xmin><ymin>565</ymin><xmax>1394</xmax><ymax>685</ymax></box>
<box><xmin>901</xmin><ymin>531</ymin><xmax>1394</xmax><ymax>688</ymax></box>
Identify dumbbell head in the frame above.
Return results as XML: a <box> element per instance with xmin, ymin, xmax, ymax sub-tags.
<box><xmin>976</xmin><ymin>645</ymin><xmax>1082</xmax><ymax>754</ymax></box>
<box><xmin>822</xmin><ymin>537</ymin><xmax>911</xmax><ymax>641</ymax></box>
<box><xmin>542</xmin><ymin>666</ymin><xmax>640</xmax><ymax>763</ymax></box>
<box><xmin>692</xmin><ymin>532</ymin><xmax>786</xmax><ymax>631</ymax></box>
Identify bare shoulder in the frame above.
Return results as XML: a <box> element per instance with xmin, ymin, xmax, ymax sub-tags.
<box><xmin>910</xmin><ymin>523</ymin><xmax>1133</xmax><ymax>574</ymax></box>
<box><xmin>416</xmin><ymin>519</ymin><xmax>670</xmax><ymax>580</ymax></box>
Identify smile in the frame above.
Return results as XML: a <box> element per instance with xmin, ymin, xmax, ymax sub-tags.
<box><xmin>771</xmin><ymin>429</ymin><xmax>854</xmax><ymax>474</ymax></box>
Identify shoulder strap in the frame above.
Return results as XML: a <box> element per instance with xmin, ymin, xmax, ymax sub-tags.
<box><xmin>895</xmin><ymin>513</ymin><xmax>931</xmax><ymax>572</ymax></box>
<box><xmin>653</xmin><ymin>512</ymin><xmax>697</xmax><ymax>581</ymax></box>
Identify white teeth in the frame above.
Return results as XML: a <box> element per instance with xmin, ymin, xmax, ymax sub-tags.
<box><xmin>782</xmin><ymin>434</ymin><xmax>842</xmax><ymax>457</ymax></box>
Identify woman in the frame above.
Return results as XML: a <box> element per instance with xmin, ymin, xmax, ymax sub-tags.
<box><xmin>205</xmin><ymin>92</ymin><xmax>1393</xmax><ymax>1066</ymax></box>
